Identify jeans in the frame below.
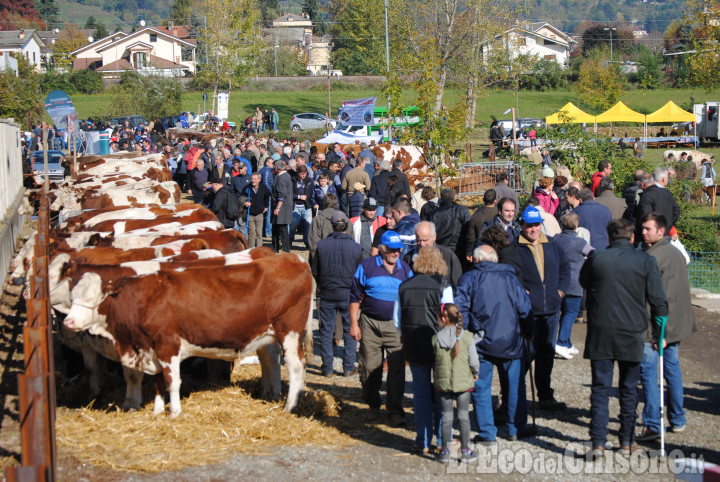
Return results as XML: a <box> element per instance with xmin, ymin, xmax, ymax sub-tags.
<box><xmin>291</xmin><ymin>205</ymin><xmax>312</xmax><ymax>246</ymax></box>
<box><xmin>530</xmin><ymin>312</ymin><xmax>559</xmax><ymax>401</ymax></box>
<box><xmin>440</xmin><ymin>391</ymin><xmax>471</xmax><ymax>450</ymax></box>
<box><xmin>472</xmin><ymin>354</ymin><xmax>527</xmax><ymax>440</ymax></box>
<box><xmin>264</xmin><ymin>200</ymin><xmax>273</xmax><ymax>237</ymax></box>
<box><xmin>358</xmin><ymin>313</ymin><xmax>405</xmax><ymax>415</ymax></box>
<box><xmin>317</xmin><ymin>299</ymin><xmax>356</xmax><ymax>375</ymax></box>
<box><xmin>556</xmin><ymin>296</ymin><xmax>582</xmax><ymax>348</ymax></box>
<box><xmin>409</xmin><ymin>363</ymin><xmax>442</xmax><ymax>449</ymax></box>
<box><xmin>639</xmin><ymin>342</ymin><xmax>686</xmax><ymax>432</ymax></box>
<box><xmin>589</xmin><ymin>359</ymin><xmax>641</xmax><ymax>447</ymax></box>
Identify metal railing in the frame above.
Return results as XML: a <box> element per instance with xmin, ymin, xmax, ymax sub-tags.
<box><xmin>458</xmin><ymin>161</ymin><xmax>525</xmax><ymax>198</ymax></box>
<box><xmin>688</xmin><ymin>251</ymin><xmax>720</xmax><ymax>294</ymax></box>
<box><xmin>6</xmin><ymin>195</ymin><xmax>56</xmax><ymax>482</ymax></box>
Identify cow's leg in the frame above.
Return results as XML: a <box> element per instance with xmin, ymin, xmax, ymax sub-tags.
<box><xmin>160</xmin><ymin>354</ymin><xmax>183</xmax><ymax>418</ymax></box>
<box><xmin>153</xmin><ymin>373</ymin><xmax>166</xmax><ymax>415</ymax></box>
<box><xmin>282</xmin><ymin>331</ymin><xmax>305</xmax><ymax>412</ymax></box>
<box><xmin>257</xmin><ymin>342</ymin><xmax>281</xmax><ymax>401</ymax></box>
<box><xmin>122</xmin><ymin>367</ymin><xmax>144</xmax><ymax>411</ymax></box>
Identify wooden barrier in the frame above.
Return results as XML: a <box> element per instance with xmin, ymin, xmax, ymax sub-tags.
<box><xmin>6</xmin><ymin>194</ymin><xmax>56</xmax><ymax>482</ymax></box>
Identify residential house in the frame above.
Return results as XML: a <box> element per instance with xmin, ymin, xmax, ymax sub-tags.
<box><xmin>271</xmin><ymin>13</ymin><xmax>313</xmax><ymax>44</ymax></box>
<box><xmin>0</xmin><ymin>30</ymin><xmax>47</xmax><ymax>72</ymax></box>
<box><xmin>483</xmin><ymin>22</ymin><xmax>575</xmax><ymax>67</ymax></box>
<box><xmin>303</xmin><ymin>34</ymin><xmax>332</xmax><ymax>76</ymax></box>
<box><xmin>70</xmin><ymin>26</ymin><xmax>197</xmax><ymax>78</ymax></box>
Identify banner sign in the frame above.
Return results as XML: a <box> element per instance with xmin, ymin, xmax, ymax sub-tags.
<box><xmin>217</xmin><ymin>91</ymin><xmax>229</xmax><ymax>121</ymax></box>
<box><xmin>44</xmin><ymin>90</ymin><xmax>78</xmax><ymax>133</ymax></box>
<box><xmin>338</xmin><ymin>97</ymin><xmax>376</xmax><ymax>126</ymax></box>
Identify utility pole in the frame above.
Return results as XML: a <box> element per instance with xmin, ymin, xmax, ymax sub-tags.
<box><xmin>604</xmin><ymin>27</ymin><xmax>616</xmax><ymax>63</ymax></box>
<box><xmin>384</xmin><ymin>0</ymin><xmax>391</xmax><ymax>140</ymax></box>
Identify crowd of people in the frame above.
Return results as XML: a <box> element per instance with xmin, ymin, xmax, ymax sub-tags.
<box><xmin>308</xmin><ymin>156</ymin><xmax>698</xmax><ymax>464</ymax></box>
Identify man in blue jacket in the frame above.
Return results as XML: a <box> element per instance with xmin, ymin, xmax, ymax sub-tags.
<box><xmin>391</xmin><ymin>197</ymin><xmax>420</xmax><ymax>256</ymax></box>
<box><xmin>573</xmin><ymin>187</ymin><xmax>612</xmax><ymax>249</ymax></box>
<box><xmin>455</xmin><ymin>245</ymin><xmax>533</xmax><ymax>442</ymax></box>
<box><xmin>312</xmin><ymin>211</ymin><xmax>363</xmax><ymax>378</ymax></box>
<box><xmin>516</xmin><ymin>206</ymin><xmax>570</xmax><ymax>411</ymax></box>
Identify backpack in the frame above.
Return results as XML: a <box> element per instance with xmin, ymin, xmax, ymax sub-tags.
<box><xmin>226</xmin><ymin>192</ymin><xmax>240</xmax><ymax>220</ymax></box>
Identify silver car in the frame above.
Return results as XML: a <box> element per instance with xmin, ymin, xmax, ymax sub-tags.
<box><xmin>289</xmin><ymin>113</ymin><xmax>336</xmax><ymax>131</ymax></box>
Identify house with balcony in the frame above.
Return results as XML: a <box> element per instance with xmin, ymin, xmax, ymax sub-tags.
<box><xmin>0</xmin><ymin>30</ymin><xmax>47</xmax><ymax>72</ymax></box>
<box><xmin>70</xmin><ymin>26</ymin><xmax>196</xmax><ymax>78</ymax></box>
<box><xmin>482</xmin><ymin>22</ymin><xmax>575</xmax><ymax>67</ymax></box>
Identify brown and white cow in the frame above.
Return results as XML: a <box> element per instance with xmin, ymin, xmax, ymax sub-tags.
<box><xmin>58</xmin><ymin>204</ymin><xmax>203</xmax><ymax>233</ymax></box>
<box><xmin>64</xmin><ymin>253</ymin><xmax>313</xmax><ymax>416</ymax></box>
<box><xmin>50</xmin><ymin>181</ymin><xmax>181</xmax><ymax>211</ymax></box>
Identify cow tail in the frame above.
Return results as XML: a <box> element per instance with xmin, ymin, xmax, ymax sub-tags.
<box><xmin>302</xmin><ymin>277</ymin><xmax>315</xmax><ymax>360</ymax></box>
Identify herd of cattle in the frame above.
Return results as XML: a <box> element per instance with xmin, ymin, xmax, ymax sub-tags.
<box><xmin>11</xmin><ymin>151</ymin><xmax>314</xmax><ymax>417</ymax></box>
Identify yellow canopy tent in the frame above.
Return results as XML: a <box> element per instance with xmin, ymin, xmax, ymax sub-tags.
<box><xmin>595</xmin><ymin>101</ymin><xmax>646</xmax><ymax>123</ymax></box>
<box><xmin>645</xmin><ymin>101</ymin><xmax>696</xmax><ymax>123</ymax></box>
<box><xmin>545</xmin><ymin>102</ymin><xmax>596</xmax><ymax>124</ymax></box>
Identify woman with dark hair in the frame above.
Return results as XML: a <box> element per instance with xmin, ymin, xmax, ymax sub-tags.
<box><xmin>384</xmin><ymin>174</ymin><xmax>401</xmax><ymax>212</ymax></box>
<box><xmin>553</xmin><ymin>176</ymin><xmax>570</xmax><ymax>221</ymax></box>
<box><xmin>420</xmin><ymin>186</ymin><xmax>438</xmax><ymax>221</ymax></box>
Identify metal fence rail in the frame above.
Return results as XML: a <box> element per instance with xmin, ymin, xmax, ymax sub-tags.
<box><xmin>689</xmin><ymin>251</ymin><xmax>720</xmax><ymax>294</ymax></box>
<box><xmin>6</xmin><ymin>195</ymin><xmax>56</xmax><ymax>482</ymax></box>
<box><xmin>458</xmin><ymin>161</ymin><xmax>524</xmax><ymax>198</ymax></box>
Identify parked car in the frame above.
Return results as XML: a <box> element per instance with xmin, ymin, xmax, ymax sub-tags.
<box><xmin>31</xmin><ymin>150</ymin><xmax>67</xmax><ymax>182</ymax></box>
<box><xmin>109</xmin><ymin>115</ymin><xmax>149</xmax><ymax>128</ymax></box>
<box><xmin>289</xmin><ymin>113</ymin><xmax>336</xmax><ymax>131</ymax></box>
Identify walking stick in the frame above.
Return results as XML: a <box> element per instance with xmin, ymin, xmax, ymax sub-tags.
<box><xmin>525</xmin><ymin>338</ymin><xmax>536</xmax><ymax>428</ymax></box>
<box><xmin>655</xmin><ymin>315</ymin><xmax>668</xmax><ymax>458</ymax></box>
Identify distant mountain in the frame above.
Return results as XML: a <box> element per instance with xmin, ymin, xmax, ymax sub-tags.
<box><xmin>54</xmin><ymin>0</ymin><xmax>172</xmax><ymax>32</ymax></box>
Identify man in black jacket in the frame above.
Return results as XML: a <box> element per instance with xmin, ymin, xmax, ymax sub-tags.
<box><xmin>431</xmin><ymin>188</ymin><xmax>471</xmax><ymax>263</ymax></box>
<box><xmin>311</xmin><ymin>211</ymin><xmax>363</xmax><ymax>377</ymax></box>
<box><xmin>290</xmin><ymin>165</ymin><xmax>314</xmax><ymax>249</ymax></box>
<box><xmin>391</xmin><ymin>159</ymin><xmax>412</xmax><ymax>198</ymax></box>
<box><xmin>210</xmin><ymin>179</ymin><xmax>237</xmax><ymax>229</ymax></box>
<box><xmin>580</xmin><ymin>219</ymin><xmax>668</xmax><ymax>459</ymax></box>
<box><xmin>636</xmin><ymin>167</ymin><xmax>681</xmax><ymax>232</ymax></box>
<box><xmin>369</xmin><ymin>160</ymin><xmax>392</xmax><ymax>217</ymax></box>
<box><xmin>244</xmin><ymin>172</ymin><xmax>269</xmax><ymax>248</ymax></box>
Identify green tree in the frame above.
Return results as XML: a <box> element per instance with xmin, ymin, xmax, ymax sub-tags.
<box><xmin>169</xmin><ymin>0</ymin><xmax>193</xmax><ymax>24</ymax></box>
<box><xmin>196</xmin><ymin>0</ymin><xmax>263</xmax><ymax>112</ymax></box>
<box><xmin>34</xmin><ymin>0</ymin><xmax>58</xmax><ymax>26</ymax></box>
<box><xmin>106</xmin><ymin>73</ymin><xmax>183</xmax><ymax>120</ymax></box>
<box><xmin>575</xmin><ymin>56</ymin><xmax>622</xmax><ymax>110</ymax></box>
<box><xmin>0</xmin><ymin>55</ymin><xmax>43</xmax><ymax>128</ymax></box>
<box><xmin>258</xmin><ymin>45</ymin><xmax>307</xmax><ymax>76</ymax></box>
<box><xmin>259</xmin><ymin>0</ymin><xmax>279</xmax><ymax>26</ymax></box>
<box><xmin>302</xmin><ymin>0</ymin><xmax>325</xmax><ymax>35</ymax></box>
<box><xmin>580</xmin><ymin>24</ymin><xmax>634</xmax><ymax>56</ymax></box>
<box><xmin>328</xmin><ymin>0</ymin><xmax>389</xmax><ymax>75</ymax></box>
<box><xmin>633</xmin><ymin>49</ymin><xmax>662</xmax><ymax>90</ymax></box>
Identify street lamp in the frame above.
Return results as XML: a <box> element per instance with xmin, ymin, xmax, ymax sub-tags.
<box><xmin>604</xmin><ymin>27</ymin><xmax>617</xmax><ymax>63</ymax></box>
<box><xmin>273</xmin><ymin>44</ymin><xmax>279</xmax><ymax>76</ymax></box>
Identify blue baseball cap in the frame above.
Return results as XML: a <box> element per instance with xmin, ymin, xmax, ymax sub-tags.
<box><xmin>380</xmin><ymin>231</ymin><xmax>404</xmax><ymax>249</ymax></box>
<box><xmin>520</xmin><ymin>206</ymin><xmax>543</xmax><ymax>224</ymax></box>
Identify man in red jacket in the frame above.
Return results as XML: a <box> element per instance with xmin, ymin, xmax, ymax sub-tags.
<box><xmin>591</xmin><ymin>160</ymin><xmax>612</xmax><ymax>196</ymax></box>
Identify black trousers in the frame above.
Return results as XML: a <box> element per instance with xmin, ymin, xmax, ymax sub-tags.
<box><xmin>272</xmin><ymin>223</ymin><xmax>290</xmax><ymax>253</ymax></box>
<box><xmin>590</xmin><ymin>359</ymin><xmax>641</xmax><ymax>447</ymax></box>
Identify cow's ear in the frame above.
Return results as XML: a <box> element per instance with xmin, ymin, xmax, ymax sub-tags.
<box><xmin>60</xmin><ymin>261</ymin><xmax>72</xmax><ymax>279</ymax></box>
<box><xmin>106</xmin><ymin>277</ymin><xmax>128</xmax><ymax>297</ymax></box>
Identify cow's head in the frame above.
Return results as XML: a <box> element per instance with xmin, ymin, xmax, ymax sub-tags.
<box><xmin>48</xmin><ymin>254</ymin><xmax>72</xmax><ymax>313</ymax></box>
<box><xmin>64</xmin><ymin>272</ymin><xmax>107</xmax><ymax>331</ymax></box>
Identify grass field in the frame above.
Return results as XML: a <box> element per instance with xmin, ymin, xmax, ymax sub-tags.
<box><xmin>56</xmin><ymin>0</ymin><xmax>127</xmax><ymax>30</ymax></box>
<box><xmin>70</xmin><ymin>86</ymin><xmax>719</xmax><ymax>132</ymax></box>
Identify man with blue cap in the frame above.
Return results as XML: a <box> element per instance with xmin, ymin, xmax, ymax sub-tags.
<box><xmin>350</xmin><ymin>230</ymin><xmax>414</xmax><ymax>426</ymax></box>
<box><xmin>516</xmin><ymin>206</ymin><xmax>570</xmax><ymax>412</ymax></box>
